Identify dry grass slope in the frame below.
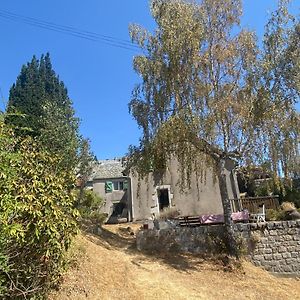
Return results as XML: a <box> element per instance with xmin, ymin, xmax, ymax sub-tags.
<box><xmin>49</xmin><ymin>224</ymin><xmax>300</xmax><ymax>300</ymax></box>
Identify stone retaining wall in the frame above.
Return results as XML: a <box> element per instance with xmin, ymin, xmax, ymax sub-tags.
<box><xmin>136</xmin><ymin>221</ymin><xmax>300</xmax><ymax>275</ymax></box>
<box><xmin>249</xmin><ymin>221</ymin><xmax>300</xmax><ymax>275</ymax></box>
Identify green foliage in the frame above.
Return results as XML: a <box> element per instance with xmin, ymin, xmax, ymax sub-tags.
<box><xmin>252</xmin><ymin>179</ymin><xmax>300</xmax><ymax>208</ymax></box>
<box><xmin>77</xmin><ymin>189</ymin><xmax>103</xmax><ymax>211</ymax></box>
<box><xmin>76</xmin><ymin>137</ymin><xmax>96</xmax><ymax>207</ymax></box>
<box><xmin>265</xmin><ymin>209</ymin><xmax>286</xmax><ymax>221</ymax></box>
<box><xmin>6</xmin><ymin>53</ymin><xmax>80</xmax><ymax>172</ymax></box>
<box><xmin>76</xmin><ymin>189</ymin><xmax>106</xmax><ymax>225</ymax></box>
<box><xmin>254</xmin><ymin>181</ymin><xmax>273</xmax><ymax>197</ymax></box>
<box><xmin>283</xmin><ymin>185</ymin><xmax>300</xmax><ymax>208</ymax></box>
<box><xmin>260</xmin><ymin>0</ymin><xmax>300</xmax><ymax>179</ymax></box>
<box><xmin>77</xmin><ymin>138</ymin><xmax>95</xmax><ymax>185</ymax></box>
<box><xmin>88</xmin><ymin>211</ymin><xmax>108</xmax><ymax>225</ymax></box>
<box><xmin>266</xmin><ymin>201</ymin><xmax>299</xmax><ymax>221</ymax></box>
<box><xmin>0</xmin><ymin>119</ymin><xmax>78</xmax><ymax>299</ymax></box>
<box><xmin>129</xmin><ymin>0</ymin><xmax>299</xmax><ymax>187</ymax></box>
<box><xmin>39</xmin><ymin>99</ymin><xmax>79</xmax><ymax>171</ymax></box>
<box><xmin>0</xmin><ymin>120</ymin><xmax>19</xmax><ymax>296</ymax></box>
<box><xmin>129</xmin><ymin>0</ymin><xmax>259</xmax><ymax>168</ymax></box>
<box><xmin>1</xmin><ymin>53</ymin><xmax>93</xmax><ymax>298</ymax></box>
<box><xmin>128</xmin><ymin>0</ymin><xmax>299</xmax><ymax>258</ymax></box>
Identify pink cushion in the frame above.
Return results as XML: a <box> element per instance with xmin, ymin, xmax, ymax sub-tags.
<box><xmin>199</xmin><ymin>211</ymin><xmax>249</xmax><ymax>224</ymax></box>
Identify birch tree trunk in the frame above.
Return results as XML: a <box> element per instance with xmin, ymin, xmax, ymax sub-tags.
<box><xmin>216</xmin><ymin>158</ymin><xmax>239</xmax><ymax>258</ymax></box>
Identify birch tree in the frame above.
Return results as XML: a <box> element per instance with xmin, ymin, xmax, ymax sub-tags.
<box><xmin>260</xmin><ymin>0</ymin><xmax>300</xmax><ymax>181</ymax></box>
<box><xmin>129</xmin><ymin>0</ymin><xmax>299</xmax><ymax>257</ymax></box>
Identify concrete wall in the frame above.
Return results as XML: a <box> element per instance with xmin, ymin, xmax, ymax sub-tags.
<box><xmin>136</xmin><ymin>221</ymin><xmax>300</xmax><ymax>276</ymax></box>
<box><xmin>131</xmin><ymin>157</ymin><xmax>239</xmax><ymax>221</ymax></box>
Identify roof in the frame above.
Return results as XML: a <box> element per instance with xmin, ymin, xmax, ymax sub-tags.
<box><xmin>90</xmin><ymin>159</ymin><xmax>125</xmax><ymax>180</ymax></box>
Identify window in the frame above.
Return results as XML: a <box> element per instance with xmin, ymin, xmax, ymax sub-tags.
<box><xmin>112</xmin><ymin>181</ymin><xmax>127</xmax><ymax>191</ymax></box>
<box><xmin>113</xmin><ymin>181</ymin><xmax>119</xmax><ymax>191</ymax></box>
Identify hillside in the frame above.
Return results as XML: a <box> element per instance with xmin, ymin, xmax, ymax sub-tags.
<box><xmin>49</xmin><ymin>224</ymin><xmax>300</xmax><ymax>300</ymax></box>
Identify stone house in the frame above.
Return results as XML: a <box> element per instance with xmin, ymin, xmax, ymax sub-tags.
<box><xmin>86</xmin><ymin>159</ymin><xmax>131</xmax><ymax>224</ymax></box>
<box><xmin>88</xmin><ymin>157</ymin><xmax>240</xmax><ymax>223</ymax></box>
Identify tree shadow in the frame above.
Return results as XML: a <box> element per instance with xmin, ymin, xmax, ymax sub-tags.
<box><xmin>83</xmin><ymin>226</ymin><xmax>135</xmax><ymax>251</ymax></box>
<box><xmin>130</xmin><ymin>251</ymin><xmax>199</xmax><ymax>272</ymax></box>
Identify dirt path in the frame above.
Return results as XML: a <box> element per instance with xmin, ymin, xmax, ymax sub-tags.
<box><xmin>49</xmin><ymin>224</ymin><xmax>300</xmax><ymax>300</ymax></box>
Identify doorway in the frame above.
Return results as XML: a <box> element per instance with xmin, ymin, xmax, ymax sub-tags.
<box><xmin>158</xmin><ymin>188</ymin><xmax>170</xmax><ymax>211</ymax></box>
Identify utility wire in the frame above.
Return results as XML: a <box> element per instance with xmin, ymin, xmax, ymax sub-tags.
<box><xmin>0</xmin><ymin>10</ymin><xmax>138</xmax><ymax>51</ymax></box>
<box><xmin>0</xmin><ymin>9</ymin><xmax>139</xmax><ymax>48</ymax></box>
<box><xmin>0</xmin><ymin>9</ymin><xmax>140</xmax><ymax>52</ymax></box>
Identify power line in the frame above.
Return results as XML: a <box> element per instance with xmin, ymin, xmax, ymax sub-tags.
<box><xmin>0</xmin><ymin>9</ymin><xmax>139</xmax><ymax>48</ymax></box>
<box><xmin>0</xmin><ymin>10</ymin><xmax>138</xmax><ymax>51</ymax></box>
<box><xmin>0</xmin><ymin>9</ymin><xmax>140</xmax><ymax>52</ymax></box>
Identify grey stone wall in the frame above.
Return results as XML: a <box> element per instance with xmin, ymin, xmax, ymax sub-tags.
<box><xmin>249</xmin><ymin>221</ymin><xmax>300</xmax><ymax>275</ymax></box>
<box><xmin>137</xmin><ymin>225</ymin><xmax>228</xmax><ymax>254</ymax></box>
<box><xmin>136</xmin><ymin>221</ymin><xmax>300</xmax><ymax>275</ymax></box>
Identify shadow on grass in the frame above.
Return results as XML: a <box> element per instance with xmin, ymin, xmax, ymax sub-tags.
<box><xmin>82</xmin><ymin>225</ymin><xmax>232</xmax><ymax>273</ymax></box>
<box><xmin>83</xmin><ymin>227</ymin><xmax>135</xmax><ymax>251</ymax></box>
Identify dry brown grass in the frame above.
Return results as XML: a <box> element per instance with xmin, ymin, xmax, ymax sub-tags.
<box><xmin>281</xmin><ymin>202</ymin><xmax>296</xmax><ymax>212</ymax></box>
<box><xmin>49</xmin><ymin>224</ymin><xmax>300</xmax><ymax>300</ymax></box>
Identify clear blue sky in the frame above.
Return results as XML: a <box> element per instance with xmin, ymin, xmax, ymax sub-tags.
<box><xmin>0</xmin><ymin>1</ymin><xmax>299</xmax><ymax>159</ymax></box>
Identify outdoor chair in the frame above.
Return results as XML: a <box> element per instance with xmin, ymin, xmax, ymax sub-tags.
<box><xmin>250</xmin><ymin>204</ymin><xmax>265</xmax><ymax>223</ymax></box>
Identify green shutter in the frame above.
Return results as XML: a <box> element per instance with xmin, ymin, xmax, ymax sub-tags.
<box><xmin>123</xmin><ymin>180</ymin><xmax>128</xmax><ymax>190</ymax></box>
<box><xmin>105</xmin><ymin>181</ymin><xmax>113</xmax><ymax>193</ymax></box>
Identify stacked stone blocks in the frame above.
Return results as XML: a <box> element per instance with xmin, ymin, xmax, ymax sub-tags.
<box><xmin>136</xmin><ymin>220</ymin><xmax>300</xmax><ymax>275</ymax></box>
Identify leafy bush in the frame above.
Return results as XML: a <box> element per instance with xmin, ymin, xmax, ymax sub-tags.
<box><xmin>283</xmin><ymin>187</ymin><xmax>300</xmax><ymax>208</ymax></box>
<box><xmin>254</xmin><ymin>182</ymin><xmax>273</xmax><ymax>197</ymax></box>
<box><xmin>77</xmin><ymin>189</ymin><xmax>103</xmax><ymax>211</ymax></box>
<box><xmin>76</xmin><ymin>189</ymin><xmax>107</xmax><ymax>225</ymax></box>
<box><xmin>265</xmin><ymin>209</ymin><xmax>285</xmax><ymax>221</ymax></box>
<box><xmin>0</xmin><ymin>119</ymin><xmax>20</xmax><ymax>297</ymax></box>
<box><xmin>88</xmin><ymin>211</ymin><xmax>108</xmax><ymax>225</ymax></box>
<box><xmin>0</xmin><ymin>122</ymin><xmax>78</xmax><ymax>299</ymax></box>
<box><xmin>266</xmin><ymin>202</ymin><xmax>299</xmax><ymax>221</ymax></box>
<box><xmin>254</xmin><ymin>180</ymin><xmax>300</xmax><ymax>209</ymax></box>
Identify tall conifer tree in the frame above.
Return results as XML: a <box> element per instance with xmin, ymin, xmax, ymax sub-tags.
<box><xmin>6</xmin><ymin>53</ymin><xmax>80</xmax><ymax>170</ymax></box>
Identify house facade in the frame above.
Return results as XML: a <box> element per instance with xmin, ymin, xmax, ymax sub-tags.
<box><xmin>87</xmin><ymin>159</ymin><xmax>132</xmax><ymax>223</ymax></box>
<box><xmin>88</xmin><ymin>158</ymin><xmax>240</xmax><ymax>223</ymax></box>
<box><xmin>130</xmin><ymin>157</ymin><xmax>239</xmax><ymax>220</ymax></box>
